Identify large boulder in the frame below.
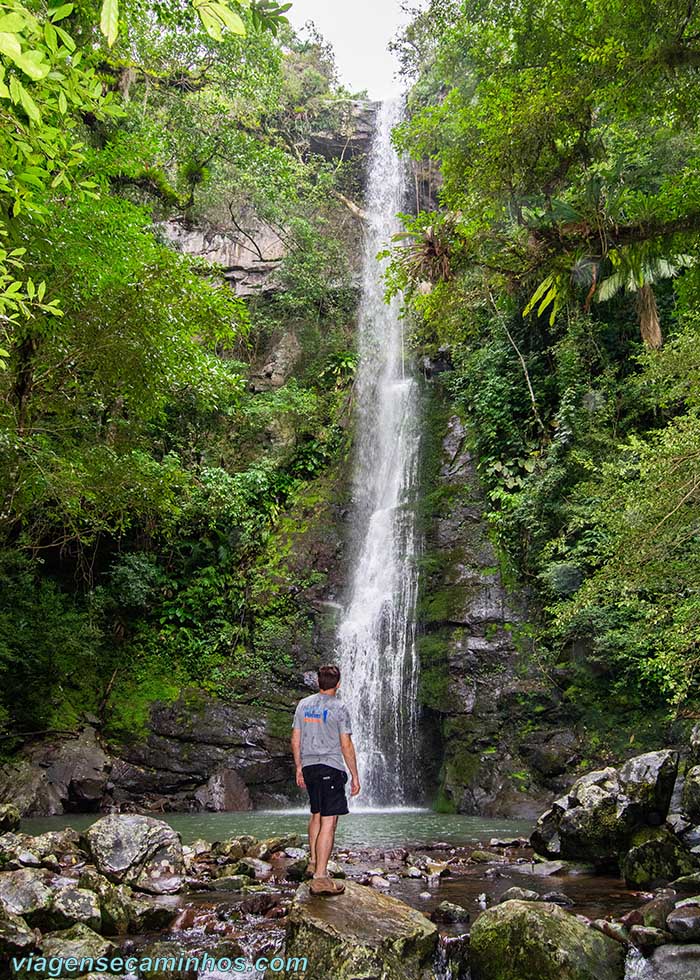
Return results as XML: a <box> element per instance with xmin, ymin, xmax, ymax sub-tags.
<box><xmin>51</xmin><ymin>885</ymin><xmax>102</xmax><ymax>931</ymax></box>
<box><xmin>637</xmin><ymin>943</ymin><xmax>700</xmax><ymax>979</ymax></box>
<box><xmin>283</xmin><ymin>880</ymin><xmax>437</xmax><ymax>979</ymax></box>
<box><xmin>531</xmin><ymin>753</ymin><xmax>679</xmax><ymax>866</ymax></box>
<box><xmin>682</xmin><ymin>766</ymin><xmax>700</xmax><ymax>822</ymax></box>
<box><xmin>35</xmin><ymin>924</ymin><xmax>114</xmax><ymax>979</ymax></box>
<box><xmin>77</xmin><ymin>867</ymin><xmax>134</xmax><ymax>935</ymax></box>
<box><xmin>0</xmin><ymin>908</ymin><xmax>38</xmax><ymax>957</ymax></box>
<box><xmin>85</xmin><ymin>815</ymin><xmax>184</xmax><ymax>894</ymax></box>
<box><xmin>0</xmin><ymin>868</ymin><xmax>56</xmax><ymax>928</ymax></box>
<box><xmin>622</xmin><ymin>829</ymin><xmax>699</xmax><ymax>887</ymax></box>
<box><xmin>43</xmin><ymin>728</ymin><xmax>110</xmax><ymax>809</ymax></box>
<box><xmin>0</xmin><ymin>728</ymin><xmax>110</xmax><ymax>816</ymax></box>
<box><xmin>193</xmin><ymin>768</ymin><xmax>251</xmax><ymax>811</ymax></box>
<box><xmin>469</xmin><ymin>900</ymin><xmax>625</xmax><ymax>980</ymax></box>
<box><xmin>557</xmin><ymin>769</ymin><xmax>638</xmax><ymax>864</ymax></box>
<box><xmin>619</xmin><ymin>751</ymin><xmax>679</xmax><ymax>821</ymax></box>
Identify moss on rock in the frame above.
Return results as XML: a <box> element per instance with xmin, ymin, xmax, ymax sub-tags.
<box><xmin>469</xmin><ymin>900</ymin><xmax>625</xmax><ymax>980</ymax></box>
<box><xmin>283</xmin><ymin>880</ymin><xmax>437</xmax><ymax>979</ymax></box>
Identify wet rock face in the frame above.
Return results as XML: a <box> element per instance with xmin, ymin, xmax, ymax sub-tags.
<box><xmin>469</xmin><ymin>900</ymin><xmax>626</xmax><ymax>980</ymax></box>
<box><xmin>418</xmin><ymin>410</ymin><xmax>561</xmax><ymax>817</ymax></box>
<box><xmin>85</xmin><ymin>815</ymin><xmax>184</xmax><ymax>895</ymax></box>
<box><xmin>0</xmin><ymin>727</ymin><xmax>109</xmax><ymax>817</ymax></box>
<box><xmin>308</xmin><ymin>101</ymin><xmax>378</xmax><ymax>161</ymax></box>
<box><xmin>682</xmin><ymin>766</ymin><xmax>700</xmax><ymax>822</ymax></box>
<box><xmin>283</xmin><ymin>880</ymin><xmax>437</xmax><ymax>980</ymax></box>
<box><xmin>531</xmin><ymin>752</ymin><xmax>680</xmax><ymax>868</ymax></box>
<box><xmin>113</xmin><ymin>696</ymin><xmax>291</xmax><ymax>809</ymax></box>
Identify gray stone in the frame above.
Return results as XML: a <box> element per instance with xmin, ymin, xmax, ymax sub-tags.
<box><xmin>39</xmin><ymin>924</ymin><xmax>114</xmax><ymax>978</ymax></box>
<box><xmin>533</xmin><ymin>754</ymin><xmax>688</xmax><ymax>868</ymax></box>
<box><xmin>499</xmin><ymin>887</ymin><xmax>540</xmax><ymax>902</ymax></box>
<box><xmin>682</xmin><ymin>767</ymin><xmax>700</xmax><ymax>823</ymax></box>
<box><xmin>526</xmin><ymin>860</ymin><xmax>567</xmax><ymax>876</ymax></box>
<box><xmin>432</xmin><ymin>901</ymin><xmax>469</xmax><ymax>923</ymax></box>
<box><xmin>629</xmin><ymin>925</ymin><xmax>671</xmax><ymax>949</ymax></box>
<box><xmin>520</xmin><ymin>731</ymin><xmax>579</xmax><ymax>779</ymax></box>
<box><xmin>670</xmin><ymin>871</ymin><xmax>700</xmax><ymax>893</ymax></box>
<box><xmin>237</xmin><ymin>857</ymin><xmax>273</xmax><ymax>881</ymax></box>
<box><xmin>138</xmin><ymin>939</ymin><xmax>199</xmax><ymax>979</ymax></box>
<box><xmin>470</xmin><ymin>901</ymin><xmax>626</xmax><ymax>980</ymax></box>
<box><xmin>0</xmin><ymin>868</ymin><xmax>56</xmax><ymax>928</ymax></box>
<box><xmin>193</xmin><ymin>767</ymin><xmax>251</xmax><ymax>811</ymax></box>
<box><xmin>666</xmin><ymin>905</ymin><xmax>700</xmax><ymax>940</ymax></box>
<box><xmin>77</xmin><ymin>867</ymin><xmax>134</xmax><ymax>935</ymax></box>
<box><xmin>691</xmin><ymin>724</ymin><xmax>700</xmax><ymax>767</ymax></box>
<box><xmin>542</xmin><ymin>890</ymin><xmax>574</xmax><ymax>906</ymax></box>
<box><xmin>0</xmin><ymin>729</ymin><xmax>109</xmax><ymax>817</ymax></box>
<box><xmin>0</xmin><ymin>908</ymin><xmax>37</xmax><ymax>955</ymax></box>
<box><xmin>283</xmin><ymin>880</ymin><xmax>437</xmax><ymax>979</ymax></box>
<box><xmin>52</xmin><ymin>886</ymin><xmax>102</xmax><ymax>931</ymax></box>
<box><xmin>647</xmin><ymin>943</ymin><xmax>700</xmax><ymax>979</ymax></box>
<box><xmin>85</xmin><ymin>814</ymin><xmax>184</xmax><ymax>894</ymax></box>
<box><xmin>619</xmin><ymin>751</ymin><xmax>679</xmax><ymax>821</ymax></box>
<box><xmin>622</xmin><ymin>893</ymin><xmax>677</xmax><ymax>930</ymax></box>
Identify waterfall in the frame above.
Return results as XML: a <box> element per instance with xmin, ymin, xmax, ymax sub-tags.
<box><xmin>336</xmin><ymin>99</ymin><xmax>422</xmax><ymax>807</ymax></box>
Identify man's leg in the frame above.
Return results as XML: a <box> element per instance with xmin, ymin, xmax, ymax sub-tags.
<box><xmin>308</xmin><ymin>811</ymin><xmax>321</xmax><ymax>871</ymax></box>
<box><xmin>313</xmin><ymin>815</ymin><xmax>338</xmax><ymax>879</ymax></box>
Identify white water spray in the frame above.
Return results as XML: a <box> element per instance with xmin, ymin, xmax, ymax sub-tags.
<box><xmin>337</xmin><ymin>100</ymin><xmax>421</xmax><ymax>806</ymax></box>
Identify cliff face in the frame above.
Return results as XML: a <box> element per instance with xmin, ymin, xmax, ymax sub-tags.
<box><xmin>417</xmin><ymin>390</ymin><xmax>580</xmax><ymax>818</ymax></box>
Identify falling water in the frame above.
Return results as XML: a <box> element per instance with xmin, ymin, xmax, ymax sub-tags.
<box><xmin>336</xmin><ymin>99</ymin><xmax>422</xmax><ymax>806</ymax></box>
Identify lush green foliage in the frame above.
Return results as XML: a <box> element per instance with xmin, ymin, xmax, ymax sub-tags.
<box><xmin>394</xmin><ymin>0</ymin><xmax>700</xmax><ymax>715</ymax></box>
<box><xmin>0</xmin><ymin>1</ymin><xmax>361</xmax><ymax>744</ymax></box>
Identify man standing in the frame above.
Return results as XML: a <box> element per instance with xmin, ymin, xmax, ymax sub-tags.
<box><xmin>291</xmin><ymin>664</ymin><xmax>361</xmax><ymax>895</ymax></box>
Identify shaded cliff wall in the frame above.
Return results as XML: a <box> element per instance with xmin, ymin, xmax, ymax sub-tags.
<box><xmin>417</xmin><ymin>385</ymin><xmax>582</xmax><ymax>819</ymax></box>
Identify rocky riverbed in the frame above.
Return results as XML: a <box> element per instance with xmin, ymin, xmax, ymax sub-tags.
<box><xmin>2</xmin><ymin>738</ymin><xmax>700</xmax><ymax>978</ymax></box>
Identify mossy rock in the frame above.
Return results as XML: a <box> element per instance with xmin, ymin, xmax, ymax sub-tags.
<box><xmin>682</xmin><ymin>765</ymin><xmax>700</xmax><ymax>822</ymax></box>
<box><xmin>621</xmin><ymin>828</ymin><xmax>699</xmax><ymax>887</ymax></box>
<box><xmin>283</xmin><ymin>880</ymin><xmax>437</xmax><ymax>979</ymax></box>
<box><xmin>470</xmin><ymin>900</ymin><xmax>625</xmax><ymax>980</ymax></box>
<box><xmin>0</xmin><ymin>805</ymin><xmax>20</xmax><ymax>834</ymax></box>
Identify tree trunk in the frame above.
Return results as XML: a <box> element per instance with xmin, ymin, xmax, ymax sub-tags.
<box><xmin>636</xmin><ymin>283</ymin><xmax>663</xmax><ymax>349</ymax></box>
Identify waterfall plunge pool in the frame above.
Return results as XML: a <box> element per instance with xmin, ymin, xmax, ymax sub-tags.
<box><xmin>22</xmin><ymin>808</ymin><xmax>533</xmax><ymax>849</ymax></box>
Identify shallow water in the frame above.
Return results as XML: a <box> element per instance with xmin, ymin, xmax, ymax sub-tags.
<box><xmin>22</xmin><ymin>808</ymin><xmax>533</xmax><ymax>848</ymax></box>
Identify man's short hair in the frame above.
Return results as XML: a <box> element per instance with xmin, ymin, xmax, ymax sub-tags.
<box><xmin>318</xmin><ymin>664</ymin><xmax>341</xmax><ymax>690</ymax></box>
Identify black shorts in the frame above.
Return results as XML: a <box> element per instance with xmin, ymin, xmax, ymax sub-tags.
<box><xmin>302</xmin><ymin>764</ymin><xmax>349</xmax><ymax>816</ymax></box>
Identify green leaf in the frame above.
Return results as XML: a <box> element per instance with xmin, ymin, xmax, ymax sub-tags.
<box><xmin>0</xmin><ymin>32</ymin><xmax>23</xmax><ymax>65</ymax></box>
<box><xmin>210</xmin><ymin>2</ymin><xmax>245</xmax><ymax>35</ymax></box>
<box><xmin>18</xmin><ymin>82</ymin><xmax>41</xmax><ymax>123</ymax></box>
<box><xmin>50</xmin><ymin>4</ymin><xmax>75</xmax><ymax>22</ymax></box>
<box><xmin>0</xmin><ymin>13</ymin><xmax>27</xmax><ymax>32</ymax></box>
<box><xmin>14</xmin><ymin>48</ymin><xmax>50</xmax><ymax>81</ymax></box>
<box><xmin>523</xmin><ymin>274</ymin><xmax>554</xmax><ymax>317</ymax></box>
<box><xmin>100</xmin><ymin>0</ymin><xmax>119</xmax><ymax>47</ymax></box>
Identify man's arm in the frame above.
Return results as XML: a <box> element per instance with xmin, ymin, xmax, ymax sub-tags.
<box><xmin>340</xmin><ymin>733</ymin><xmax>361</xmax><ymax>797</ymax></box>
<box><xmin>291</xmin><ymin>728</ymin><xmax>305</xmax><ymax>788</ymax></box>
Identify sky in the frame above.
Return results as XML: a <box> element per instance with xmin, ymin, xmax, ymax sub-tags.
<box><xmin>286</xmin><ymin>0</ymin><xmax>409</xmax><ymax>99</ymax></box>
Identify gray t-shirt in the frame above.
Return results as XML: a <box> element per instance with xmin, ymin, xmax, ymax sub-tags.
<box><xmin>292</xmin><ymin>693</ymin><xmax>352</xmax><ymax>773</ymax></box>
